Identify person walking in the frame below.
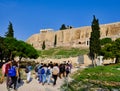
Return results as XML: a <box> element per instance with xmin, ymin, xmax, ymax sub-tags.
<box><xmin>65</xmin><ymin>63</ymin><xmax>70</xmax><ymax>77</ymax></box>
<box><xmin>25</xmin><ymin>63</ymin><xmax>32</xmax><ymax>83</ymax></box>
<box><xmin>38</xmin><ymin>66</ymin><xmax>43</xmax><ymax>83</ymax></box>
<box><xmin>59</xmin><ymin>64</ymin><xmax>64</xmax><ymax>79</ymax></box>
<box><xmin>42</xmin><ymin>64</ymin><xmax>47</xmax><ymax>85</ymax></box>
<box><xmin>34</xmin><ymin>63</ymin><xmax>43</xmax><ymax>78</ymax></box>
<box><xmin>52</xmin><ymin>63</ymin><xmax>59</xmax><ymax>86</ymax></box>
<box><xmin>1</xmin><ymin>59</ymin><xmax>12</xmax><ymax>91</ymax></box>
<box><xmin>8</xmin><ymin>60</ymin><xmax>19</xmax><ymax>91</ymax></box>
<box><xmin>17</xmin><ymin>61</ymin><xmax>21</xmax><ymax>83</ymax></box>
<box><xmin>1</xmin><ymin>59</ymin><xmax>11</xmax><ymax>84</ymax></box>
<box><xmin>46</xmin><ymin>64</ymin><xmax>52</xmax><ymax>85</ymax></box>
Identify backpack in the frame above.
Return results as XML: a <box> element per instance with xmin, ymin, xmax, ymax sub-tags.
<box><xmin>35</xmin><ymin>66</ymin><xmax>38</xmax><ymax>72</ymax></box>
<box><xmin>41</xmin><ymin>68</ymin><xmax>45</xmax><ymax>74</ymax></box>
<box><xmin>66</xmin><ymin>66</ymin><xmax>70</xmax><ymax>72</ymax></box>
<box><xmin>46</xmin><ymin>69</ymin><xmax>51</xmax><ymax>75</ymax></box>
<box><xmin>8</xmin><ymin>66</ymin><xmax>16</xmax><ymax>77</ymax></box>
<box><xmin>69</xmin><ymin>63</ymin><xmax>72</xmax><ymax>69</ymax></box>
<box><xmin>35</xmin><ymin>65</ymin><xmax>41</xmax><ymax>72</ymax></box>
<box><xmin>25</xmin><ymin>67</ymin><xmax>29</xmax><ymax>73</ymax></box>
<box><xmin>53</xmin><ymin>67</ymin><xmax>59</xmax><ymax>75</ymax></box>
<box><xmin>60</xmin><ymin>66</ymin><xmax>65</xmax><ymax>72</ymax></box>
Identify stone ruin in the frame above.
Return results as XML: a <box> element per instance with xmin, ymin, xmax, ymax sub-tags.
<box><xmin>26</xmin><ymin>22</ymin><xmax>120</xmax><ymax>50</ymax></box>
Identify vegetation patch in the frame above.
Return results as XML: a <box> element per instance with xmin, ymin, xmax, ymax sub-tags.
<box><xmin>63</xmin><ymin>64</ymin><xmax>120</xmax><ymax>90</ymax></box>
<box><xmin>39</xmin><ymin>47</ymin><xmax>89</xmax><ymax>58</ymax></box>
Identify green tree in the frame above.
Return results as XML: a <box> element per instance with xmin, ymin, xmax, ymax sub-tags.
<box><xmin>5</xmin><ymin>21</ymin><xmax>14</xmax><ymax>38</ymax></box>
<box><xmin>0</xmin><ymin>36</ymin><xmax>5</xmax><ymax>62</ymax></box>
<box><xmin>1</xmin><ymin>37</ymin><xmax>39</xmax><ymax>62</ymax></box>
<box><xmin>54</xmin><ymin>34</ymin><xmax>57</xmax><ymax>47</ymax></box>
<box><xmin>100</xmin><ymin>38</ymin><xmax>120</xmax><ymax>64</ymax></box>
<box><xmin>15</xmin><ymin>40</ymin><xmax>27</xmax><ymax>60</ymax></box>
<box><xmin>100</xmin><ymin>43</ymin><xmax>114</xmax><ymax>59</ymax></box>
<box><xmin>15</xmin><ymin>40</ymin><xmax>39</xmax><ymax>61</ymax></box>
<box><xmin>89</xmin><ymin>15</ymin><xmax>101</xmax><ymax>66</ymax></box>
<box><xmin>60</xmin><ymin>24</ymin><xmax>67</xmax><ymax>30</ymax></box>
<box><xmin>42</xmin><ymin>41</ymin><xmax>46</xmax><ymax>50</ymax></box>
<box><xmin>100</xmin><ymin>38</ymin><xmax>112</xmax><ymax>45</ymax></box>
<box><xmin>3</xmin><ymin>37</ymin><xmax>18</xmax><ymax>60</ymax></box>
<box><xmin>23</xmin><ymin>42</ymin><xmax>39</xmax><ymax>59</ymax></box>
<box><xmin>112</xmin><ymin>38</ymin><xmax>120</xmax><ymax>63</ymax></box>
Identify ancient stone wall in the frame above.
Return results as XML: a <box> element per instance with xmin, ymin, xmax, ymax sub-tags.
<box><xmin>26</xmin><ymin>22</ymin><xmax>120</xmax><ymax>50</ymax></box>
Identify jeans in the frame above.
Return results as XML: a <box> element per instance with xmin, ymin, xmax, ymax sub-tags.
<box><xmin>42</xmin><ymin>74</ymin><xmax>46</xmax><ymax>83</ymax></box>
<box><xmin>38</xmin><ymin>74</ymin><xmax>42</xmax><ymax>83</ymax></box>
<box><xmin>47</xmin><ymin>74</ymin><xmax>52</xmax><ymax>84</ymax></box>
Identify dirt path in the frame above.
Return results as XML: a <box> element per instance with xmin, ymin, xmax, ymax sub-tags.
<box><xmin>0</xmin><ymin>68</ymin><xmax>78</xmax><ymax>91</ymax></box>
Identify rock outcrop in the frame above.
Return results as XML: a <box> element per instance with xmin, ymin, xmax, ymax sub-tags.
<box><xmin>26</xmin><ymin>22</ymin><xmax>120</xmax><ymax>50</ymax></box>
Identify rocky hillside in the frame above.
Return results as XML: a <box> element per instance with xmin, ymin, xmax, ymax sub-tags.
<box><xmin>26</xmin><ymin>22</ymin><xmax>120</xmax><ymax>50</ymax></box>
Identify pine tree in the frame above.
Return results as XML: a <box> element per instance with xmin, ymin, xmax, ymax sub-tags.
<box><xmin>42</xmin><ymin>41</ymin><xmax>46</xmax><ymax>50</ymax></box>
<box><xmin>5</xmin><ymin>21</ymin><xmax>14</xmax><ymax>38</ymax></box>
<box><xmin>54</xmin><ymin>34</ymin><xmax>57</xmax><ymax>47</ymax></box>
<box><xmin>89</xmin><ymin>15</ymin><xmax>101</xmax><ymax>66</ymax></box>
<box><xmin>60</xmin><ymin>24</ymin><xmax>67</xmax><ymax>30</ymax></box>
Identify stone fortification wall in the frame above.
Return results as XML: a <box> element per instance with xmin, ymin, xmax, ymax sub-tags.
<box><xmin>26</xmin><ymin>22</ymin><xmax>120</xmax><ymax>50</ymax></box>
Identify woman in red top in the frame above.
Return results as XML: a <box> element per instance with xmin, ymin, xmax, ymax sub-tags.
<box><xmin>1</xmin><ymin>60</ymin><xmax>11</xmax><ymax>83</ymax></box>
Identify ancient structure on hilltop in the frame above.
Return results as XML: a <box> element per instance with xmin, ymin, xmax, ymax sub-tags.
<box><xmin>26</xmin><ymin>22</ymin><xmax>120</xmax><ymax>50</ymax></box>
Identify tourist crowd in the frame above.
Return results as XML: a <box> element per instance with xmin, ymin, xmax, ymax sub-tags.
<box><xmin>1</xmin><ymin>59</ymin><xmax>72</xmax><ymax>91</ymax></box>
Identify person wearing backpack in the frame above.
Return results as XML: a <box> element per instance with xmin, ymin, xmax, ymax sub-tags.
<box><xmin>1</xmin><ymin>60</ymin><xmax>11</xmax><ymax>84</ymax></box>
<box><xmin>8</xmin><ymin>60</ymin><xmax>18</xmax><ymax>91</ymax></box>
<box><xmin>41</xmin><ymin>64</ymin><xmax>47</xmax><ymax>85</ymax></box>
<box><xmin>34</xmin><ymin>63</ymin><xmax>43</xmax><ymax>79</ymax></box>
<box><xmin>37</xmin><ymin>66</ymin><xmax>43</xmax><ymax>83</ymax></box>
<box><xmin>65</xmin><ymin>63</ymin><xmax>70</xmax><ymax>77</ymax></box>
<box><xmin>59</xmin><ymin>64</ymin><xmax>64</xmax><ymax>79</ymax></box>
<box><xmin>52</xmin><ymin>63</ymin><xmax>59</xmax><ymax>86</ymax></box>
<box><xmin>46</xmin><ymin>64</ymin><xmax>52</xmax><ymax>85</ymax></box>
<box><xmin>67</xmin><ymin>61</ymin><xmax>72</xmax><ymax>73</ymax></box>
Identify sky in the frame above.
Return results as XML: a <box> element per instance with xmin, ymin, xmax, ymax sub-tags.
<box><xmin>0</xmin><ymin>0</ymin><xmax>120</xmax><ymax>41</ymax></box>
